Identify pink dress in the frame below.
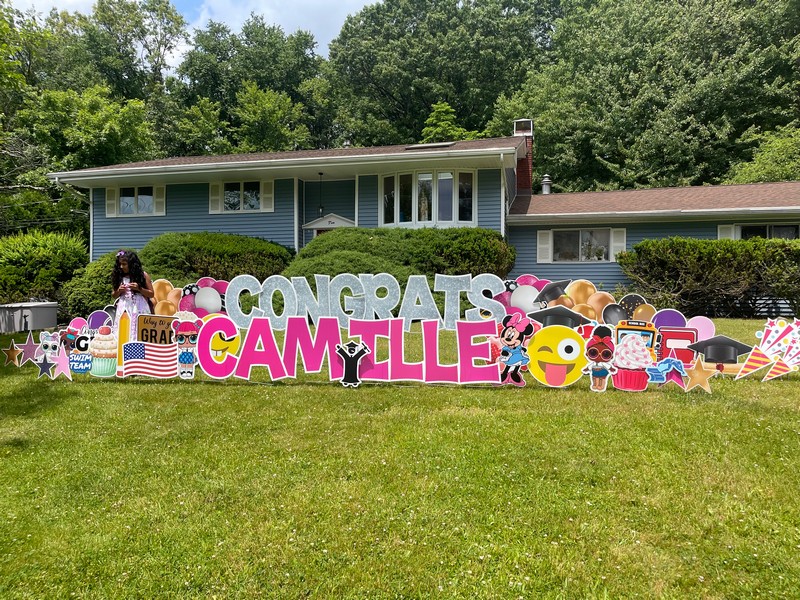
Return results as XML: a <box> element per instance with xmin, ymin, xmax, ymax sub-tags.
<box><xmin>113</xmin><ymin>276</ymin><xmax>152</xmax><ymax>340</ymax></box>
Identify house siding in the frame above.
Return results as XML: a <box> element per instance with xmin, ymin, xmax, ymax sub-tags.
<box><xmin>302</xmin><ymin>179</ymin><xmax>356</xmax><ymax>246</ymax></box>
<box><xmin>357</xmin><ymin>175</ymin><xmax>379</xmax><ymax>228</ymax></box>
<box><xmin>508</xmin><ymin>221</ymin><xmax>720</xmax><ymax>289</ymax></box>
<box><xmin>477</xmin><ymin>169</ymin><xmax>502</xmax><ymax>232</ymax></box>
<box><xmin>92</xmin><ymin>180</ymin><xmax>296</xmax><ymax>260</ymax></box>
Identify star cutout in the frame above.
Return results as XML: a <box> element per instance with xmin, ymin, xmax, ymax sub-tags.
<box><xmin>35</xmin><ymin>354</ymin><xmax>54</xmax><ymax>379</ymax></box>
<box><xmin>17</xmin><ymin>332</ymin><xmax>40</xmax><ymax>366</ymax></box>
<box><xmin>662</xmin><ymin>363</ymin><xmax>687</xmax><ymax>389</ymax></box>
<box><xmin>2</xmin><ymin>341</ymin><xmax>21</xmax><ymax>366</ymax></box>
<box><xmin>684</xmin><ymin>359</ymin><xmax>717</xmax><ymax>393</ymax></box>
<box><xmin>51</xmin><ymin>345</ymin><xmax>73</xmax><ymax>381</ymax></box>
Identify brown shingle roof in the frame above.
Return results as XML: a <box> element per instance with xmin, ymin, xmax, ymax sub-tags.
<box><xmin>509</xmin><ymin>181</ymin><xmax>800</xmax><ymax>220</ymax></box>
<box><xmin>59</xmin><ymin>136</ymin><xmax>525</xmax><ymax>174</ymax></box>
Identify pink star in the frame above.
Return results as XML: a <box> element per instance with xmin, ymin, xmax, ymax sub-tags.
<box><xmin>51</xmin><ymin>345</ymin><xmax>73</xmax><ymax>381</ymax></box>
<box><xmin>662</xmin><ymin>366</ymin><xmax>686</xmax><ymax>389</ymax></box>
<box><xmin>17</xmin><ymin>332</ymin><xmax>40</xmax><ymax>366</ymax></box>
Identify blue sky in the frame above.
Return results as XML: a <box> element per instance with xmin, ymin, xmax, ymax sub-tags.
<box><xmin>11</xmin><ymin>0</ymin><xmax>374</xmax><ymax>57</ymax></box>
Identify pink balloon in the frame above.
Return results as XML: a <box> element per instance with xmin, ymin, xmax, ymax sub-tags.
<box><xmin>515</xmin><ymin>274</ymin><xmax>539</xmax><ymax>287</ymax></box>
<box><xmin>196</xmin><ymin>277</ymin><xmax>216</xmax><ymax>288</ymax></box>
<box><xmin>68</xmin><ymin>317</ymin><xmax>88</xmax><ymax>330</ymax></box>
<box><xmin>532</xmin><ymin>279</ymin><xmax>551</xmax><ymax>292</ymax></box>
<box><xmin>211</xmin><ymin>280</ymin><xmax>229</xmax><ymax>294</ymax></box>
<box><xmin>686</xmin><ymin>316</ymin><xmax>715</xmax><ymax>341</ymax></box>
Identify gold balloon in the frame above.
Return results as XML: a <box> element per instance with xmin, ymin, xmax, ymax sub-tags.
<box><xmin>566</xmin><ymin>279</ymin><xmax>597</xmax><ymax>305</ymax></box>
<box><xmin>167</xmin><ymin>287</ymin><xmax>183</xmax><ymax>308</ymax></box>
<box><xmin>154</xmin><ymin>300</ymin><xmax>177</xmax><ymax>316</ymax></box>
<box><xmin>586</xmin><ymin>291</ymin><xmax>616</xmax><ymax>323</ymax></box>
<box><xmin>572</xmin><ymin>303</ymin><xmax>597</xmax><ymax>320</ymax></box>
<box><xmin>633</xmin><ymin>303</ymin><xmax>657</xmax><ymax>322</ymax></box>
<box><xmin>151</xmin><ymin>279</ymin><xmax>174</xmax><ymax>302</ymax></box>
<box><xmin>548</xmin><ymin>295</ymin><xmax>575</xmax><ymax>309</ymax></box>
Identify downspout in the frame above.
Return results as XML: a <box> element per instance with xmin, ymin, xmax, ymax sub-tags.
<box><xmin>293</xmin><ymin>178</ymin><xmax>299</xmax><ymax>252</ymax></box>
<box><xmin>499</xmin><ymin>153</ymin><xmax>507</xmax><ymax>238</ymax></box>
<box><xmin>88</xmin><ymin>186</ymin><xmax>94</xmax><ymax>261</ymax></box>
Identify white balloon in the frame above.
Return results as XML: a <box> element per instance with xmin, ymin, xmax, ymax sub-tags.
<box><xmin>194</xmin><ymin>286</ymin><xmax>222</xmax><ymax>313</ymax></box>
<box><xmin>510</xmin><ymin>285</ymin><xmax>538</xmax><ymax>311</ymax></box>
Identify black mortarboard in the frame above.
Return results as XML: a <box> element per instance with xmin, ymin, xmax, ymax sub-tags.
<box><xmin>534</xmin><ymin>279</ymin><xmax>572</xmax><ymax>305</ymax></box>
<box><xmin>344</xmin><ymin>340</ymin><xmax>361</xmax><ymax>353</ymax></box>
<box><xmin>527</xmin><ymin>305</ymin><xmax>591</xmax><ymax>329</ymax></box>
<box><xmin>687</xmin><ymin>336</ymin><xmax>752</xmax><ymax>364</ymax></box>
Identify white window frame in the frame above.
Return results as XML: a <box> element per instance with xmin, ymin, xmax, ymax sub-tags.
<box><xmin>537</xmin><ymin>227</ymin><xmax>626</xmax><ymax>264</ymax></box>
<box><xmin>379</xmin><ymin>170</ymin><xmax>477</xmax><ymax>228</ymax></box>
<box><xmin>209</xmin><ymin>180</ymin><xmax>274</xmax><ymax>214</ymax></box>
<box><xmin>105</xmin><ymin>186</ymin><xmax>165</xmax><ymax>218</ymax></box>
<box><xmin>718</xmin><ymin>224</ymin><xmax>800</xmax><ymax>240</ymax></box>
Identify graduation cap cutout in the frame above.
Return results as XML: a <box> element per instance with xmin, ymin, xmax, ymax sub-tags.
<box><xmin>687</xmin><ymin>336</ymin><xmax>752</xmax><ymax>364</ymax></box>
<box><xmin>534</xmin><ymin>279</ymin><xmax>572</xmax><ymax>305</ymax></box>
<box><xmin>343</xmin><ymin>340</ymin><xmax>362</xmax><ymax>354</ymax></box>
<box><xmin>527</xmin><ymin>305</ymin><xmax>591</xmax><ymax>329</ymax></box>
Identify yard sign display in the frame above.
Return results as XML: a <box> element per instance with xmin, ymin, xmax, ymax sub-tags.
<box><xmin>4</xmin><ymin>273</ymin><xmax>794</xmax><ymax>393</ymax></box>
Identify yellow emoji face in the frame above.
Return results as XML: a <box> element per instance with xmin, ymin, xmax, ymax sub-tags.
<box><xmin>527</xmin><ymin>325</ymin><xmax>588</xmax><ymax>387</ymax></box>
<box><xmin>202</xmin><ymin>314</ymin><xmax>241</xmax><ymax>363</ymax></box>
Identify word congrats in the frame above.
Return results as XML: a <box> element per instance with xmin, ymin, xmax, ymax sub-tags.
<box><xmin>225</xmin><ymin>273</ymin><xmax>507</xmax><ymax>331</ymax></box>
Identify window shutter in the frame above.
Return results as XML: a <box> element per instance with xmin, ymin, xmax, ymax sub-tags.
<box><xmin>153</xmin><ymin>185</ymin><xmax>166</xmax><ymax>215</ymax></box>
<box><xmin>209</xmin><ymin>182</ymin><xmax>222</xmax><ymax>213</ymax></box>
<box><xmin>610</xmin><ymin>228</ymin><xmax>627</xmax><ymax>261</ymax></box>
<box><xmin>261</xmin><ymin>180</ymin><xmax>274</xmax><ymax>212</ymax></box>
<box><xmin>537</xmin><ymin>230</ymin><xmax>552</xmax><ymax>263</ymax></box>
<box><xmin>717</xmin><ymin>224</ymin><xmax>736</xmax><ymax>239</ymax></box>
<box><xmin>105</xmin><ymin>188</ymin><xmax>118</xmax><ymax>218</ymax></box>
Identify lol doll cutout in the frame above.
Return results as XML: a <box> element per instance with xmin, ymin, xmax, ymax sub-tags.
<box><xmin>172</xmin><ymin>318</ymin><xmax>203</xmax><ymax>379</ymax></box>
<box><xmin>498</xmin><ymin>313</ymin><xmax>535</xmax><ymax>386</ymax></box>
<box><xmin>582</xmin><ymin>325</ymin><xmax>617</xmax><ymax>392</ymax></box>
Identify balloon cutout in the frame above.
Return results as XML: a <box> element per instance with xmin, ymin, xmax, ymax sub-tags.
<box><xmin>566</xmin><ymin>279</ymin><xmax>597</xmax><ymax>306</ymax></box>
<box><xmin>685</xmin><ymin>315</ymin><xmax>715</xmax><ymax>342</ymax></box>
<box><xmin>586</xmin><ymin>292</ymin><xmax>615</xmax><ymax>322</ymax></box>
<box><xmin>618</xmin><ymin>294</ymin><xmax>646</xmax><ymax>318</ymax></box>
<box><xmin>87</xmin><ymin>308</ymin><xmax>113</xmax><ymax>329</ymax></box>
<box><xmin>602</xmin><ymin>303</ymin><xmax>627</xmax><ymax>326</ymax></box>
<box><xmin>652</xmin><ymin>309</ymin><xmax>687</xmax><ymax>329</ymax></box>
<box><xmin>632</xmin><ymin>303</ymin><xmax>657</xmax><ymax>322</ymax></box>
<box><xmin>572</xmin><ymin>303</ymin><xmax>597</xmax><ymax>320</ymax></box>
<box><xmin>509</xmin><ymin>285</ymin><xmax>538</xmax><ymax>312</ymax></box>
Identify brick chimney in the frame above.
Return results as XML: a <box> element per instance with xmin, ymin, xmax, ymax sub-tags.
<box><xmin>513</xmin><ymin>119</ymin><xmax>534</xmax><ymax>194</ymax></box>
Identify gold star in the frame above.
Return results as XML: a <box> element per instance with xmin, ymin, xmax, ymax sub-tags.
<box><xmin>685</xmin><ymin>359</ymin><xmax>717</xmax><ymax>394</ymax></box>
<box><xmin>3</xmin><ymin>341</ymin><xmax>22</xmax><ymax>367</ymax></box>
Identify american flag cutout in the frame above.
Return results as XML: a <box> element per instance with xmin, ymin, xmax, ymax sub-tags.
<box><xmin>122</xmin><ymin>341</ymin><xmax>178</xmax><ymax>378</ymax></box>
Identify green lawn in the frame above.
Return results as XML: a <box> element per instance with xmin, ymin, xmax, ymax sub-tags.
<box><xmin>1</xmin><ymin>320</ymin><xmax>799</xmax><ymax>598</ymax></box>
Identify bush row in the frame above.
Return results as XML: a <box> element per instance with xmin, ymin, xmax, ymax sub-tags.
<box><xmin>617</xmin><ymin>237</ymin><xmax>800</xmax><ymax>317</ymax></box>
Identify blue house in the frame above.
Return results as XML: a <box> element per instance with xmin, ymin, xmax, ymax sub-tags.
<box><xmin>51</xmin><ymin>119</ymin><xmax>800</xmax><ymax>287</ymax></box>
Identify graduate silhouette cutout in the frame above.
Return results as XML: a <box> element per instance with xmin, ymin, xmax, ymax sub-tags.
<box><xmin>335</xmin><ymin>340</ymin><xmax>371</xmax><ymax>388</ymax></box>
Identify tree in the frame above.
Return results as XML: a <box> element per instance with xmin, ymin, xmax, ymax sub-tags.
<box><xmin>174</xmin><ymin>97</ymin><xmax>233</xmax><ymax>156</ymax></box>
<box><xmin>140</xmin><ymin>0</ymin><xmax>186</xmax><ymax>89</ymax></box>
<box><xmin>328</xmin><ymin>0</ymin><xmax>561</xmax><ymax>145</ymax></box>
<box><xmin>486</xmin><ymin>0</ymin><xmax>800</xmax><ymax>191</ymax></box>
<box><xmin>725</xmin><ymin>124</ymin><xmax>800</xmax><ymax>183</ymax></box>
<box><xmin>420</xmin><ymin>101</ymin><xmax>479</xmax><ymax>143</ymax></box>
<box><xmin>232</xmin><ymin>81</ymin><xmax>310</xmax><ymax>152</ymax></box>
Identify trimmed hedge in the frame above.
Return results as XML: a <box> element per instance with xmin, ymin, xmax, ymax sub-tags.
<box><xmin>292</xmin><ymin>227</ymin><xmax>516</xmax><ymax>277</ymax></box>
<box><xmin>617</xmin><ymin>237</ymin><xmax>800</xmax><ymax>317</ymax></box>
<box><xmin>139</xmin><ymin>232</ymin><xmax>294</xmax><ymax>284</ymax></box>
<box><xmin>0</xmin><ymin>230</ymin><xmax>88</xmax><ymax>315</ymax></box>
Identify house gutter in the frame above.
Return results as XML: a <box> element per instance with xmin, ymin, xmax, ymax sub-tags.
<box><xmin>506</xmin><ymin>206</ymin><xmax>800</xmax><ymax>225</ymax></box>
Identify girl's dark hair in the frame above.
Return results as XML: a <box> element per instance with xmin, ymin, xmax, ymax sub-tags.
<box><xmin>112</xmin><ymin>250</ymin><xmax>147</xmax><ymax>290</ymax></box>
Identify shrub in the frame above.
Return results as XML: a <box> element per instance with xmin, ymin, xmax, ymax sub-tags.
<box><xmin>282</xmin><ymin>250</ymin><xmax>413</xmax><ymax>285</ymax></box>
<box><xmin>139</xmin><ymin>232</ymin><xmax>294</xmax><ymax>284</ymax></box>
<box><xmin>61</xmin><ymin>249</ymin><xmax>122</xmax><ymax>319</ymax></box>
<box><xmin>616</xmin><ymin>237</ymin><xmax>800</xmax><ymax>317</ymax></box>
<box><xmin>0</xmin><ymin>230</ymin><xmax>88</xmax><ymax>317</ymax></box>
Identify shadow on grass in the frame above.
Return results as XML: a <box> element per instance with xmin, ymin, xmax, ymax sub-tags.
<box><xmin>0</xmin><ymin>377</ymin><xmax>72</xmax><ymax>420</ymax></box>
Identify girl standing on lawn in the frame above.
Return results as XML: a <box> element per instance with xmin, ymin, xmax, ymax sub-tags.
<box><xmin>112</xmin><ymin>250</ymin><xmax>154</xmax><ymax>339</ymax></box>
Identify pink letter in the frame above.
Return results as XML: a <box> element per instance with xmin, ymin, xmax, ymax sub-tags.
<box><xmin>422</xmin><ymin>320</ymin><xmax>458</xmax><ymax>383</ymax></box>
<box><xmin>349</xmin><ymin>319</ymin><xmax>390</xmax><ymax>381</ymax></box>
<box><xmin>234</xmin><ymin>317</ymin><xmax>288</xmax><ymax>381</ymax></box>
<box><xmin>197</xmin><ymin>315</ymin><xmax>238</xmax><ymax>379</ymax></box>
<box><xmin>282</xmin><ymin>316</ymin><xmax>343</xmax><ymax>379</ymax></box>
<box><xmin>457</xmin><ymin>320</ymin><xmax>500</xmax><ymax>384</ymax></box>
<box><xmin>389</xmin><ymin>318</ymin><xmax>423</xmax><ymax>381</ymax></box>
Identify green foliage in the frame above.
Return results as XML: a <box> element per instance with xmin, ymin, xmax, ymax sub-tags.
<box><xmin>617</xmin><ymin>237</ymin><xmax>800</xmax><ymax>317</ymax></box>
<box><xmin>420</xmin><ymin>101</ymin><xmax>480</xmax><ymax>143</ymax></box>
<box><xmin>0</xmin><ymin>188</ymin><xmax>88</xmax><ymax>237</ymax></box>
<box><xmin>329</xmin><ymin>0</ymin><xmax>560</xmax><ymax>144</ymax></box>
<box><xmin>232</xmin><ymin>81</ymin><xmax>310</xmax><ymax>152</ymax></box>
<box><xmin>139</xmin><ymin>231</ymin><xmax>293</xmax><ymax>284</ymax></box>
<box><xmin>487</xmin><ymin>0</ymin><xmax>800</xmax><ymax>191</ymax></box>
<box><xmin>173</xmin><ymin>97</ymin><xmax>232</xmax><ymax>156</ymax></box>
<box><xmin>725</xmin><ymin>124</ymin><xmax>800</xmax><ymax>183</ymax></box>
<box><xmin>0</xmin><ymin>229</ymin><xmax>87</xmax><ymax>312</ymax></box>
<box><xmin>61</xmin><ymin>248</ymin><xmax>121</xmax><ymax>319</ymax></box>
<box><xmin>282</xmin><ymin>249</ymin><xmax>413</xmax><ymax>286</ymax></box>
